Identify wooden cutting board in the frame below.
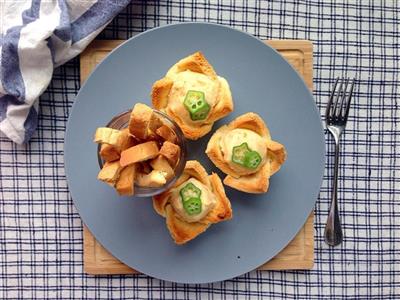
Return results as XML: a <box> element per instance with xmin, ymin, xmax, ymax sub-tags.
<box><xmin>80</xmin><ymin>40</ymin><xmax>314</xmax><ymax>274</ymax></box>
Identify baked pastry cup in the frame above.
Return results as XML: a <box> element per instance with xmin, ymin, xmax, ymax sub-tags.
<box><xmin>151</xmin><ymin>52</ymin><xmax>234</xmax><ymax>140</ymax></box>
<box><xmin>153</xmin><ymin>160</ymin><xmax>232</xmax><ymax>245</ymax></box>
<box><xmin>206</xmin><ymin>113</ymin><xmax>286</xmax><ymax>194</ymax></box>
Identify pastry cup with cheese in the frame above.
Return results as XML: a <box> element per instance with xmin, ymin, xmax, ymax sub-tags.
<box><xmin>151</xmin><ymin>51</ymin><xmax>234</xmax><ymax>140</ymax></box>
<box><xmin>206</xmin><ymin>113</ymin><xmax>286</xmax><ymax>194</ymax></box>
<box><xmin>153</xmin><ymin>160</ymin><xmax>232</xmax><ymax>245</ymax></box>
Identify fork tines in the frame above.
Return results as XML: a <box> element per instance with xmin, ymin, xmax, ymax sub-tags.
<box><xmin>325</xmin><ymin>77</ymin><xmax>355</xmax><ymax>124</ymax></box>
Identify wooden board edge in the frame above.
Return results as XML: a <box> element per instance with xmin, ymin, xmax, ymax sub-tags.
<box><xmin>266</xmin><ymin>40</ymin><xmax>313</xmax><ymax>51</ymax></box>
<box><xmin>266</xmin><ymin>40</ymin><xmax>313</xmax><ymax>91</ymax></box>
<box><xmin>80</xmin><ymin>40</ymin><xmax>125</xmax><ymax>84</ymax></box>
<box><xmin>84</xmin><ymin>263</ymin><xmax>136</xmax><ymax>275</ymax></box>
<box><xmin>258</xmin><ymin>211</ymin><xmax>314</xmax><ymax>270</ymax></box>
<box><xmin>83</xmin><ymin>225</ymin><xmax>138</xmax><ymax>275</ymax></box>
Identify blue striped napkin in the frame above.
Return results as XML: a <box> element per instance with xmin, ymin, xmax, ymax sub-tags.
<box><xmin>0</xmin><ymin>0</ymin><xmax>130</xmax><ymax>144</ymax></box>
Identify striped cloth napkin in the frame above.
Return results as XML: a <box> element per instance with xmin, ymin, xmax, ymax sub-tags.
<box><xmin>0</xmin><ymin>0</ymin><xmax>130</xmax><ymax>144</ymax></box>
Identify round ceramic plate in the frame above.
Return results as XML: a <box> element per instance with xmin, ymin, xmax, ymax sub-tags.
<box><xmin>65</xmin><ymin>23</ymin><xmax>325</xmax><ymax>283</ymax></box>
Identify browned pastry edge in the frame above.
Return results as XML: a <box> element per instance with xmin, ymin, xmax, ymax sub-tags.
<box><xmin>172</xmin><ymin>51</ymin><xmax>217</xmax><ymax>80</ymax></box>
<box><xmin>228</xmin><ymin>112</ymin><xmax>271</xmax><ymax>139</ymax></box>
<box><xmin>151</xmin><ymin>77</ymin><xmax>173</xmax><ymax>110</ymax></box>
<box><xmin>129</xmin><ymin>103</ymin><xmax>153</xmax><ymax>140</ymax></box>
<box><xmin>224</xmin><ymin>161</ymin><xmax>270</xmax><ymax>194</ymax></box>
<box><xmin>267</xmin><ymin>140</ymin><xmax>287</xmax><ymax>175</ymax></box>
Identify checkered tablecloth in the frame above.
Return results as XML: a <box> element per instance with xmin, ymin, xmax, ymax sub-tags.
<box><xmin>1</xmin><ymin>1</ymin><xmax>399</xmax><ymax>299</ymax></box>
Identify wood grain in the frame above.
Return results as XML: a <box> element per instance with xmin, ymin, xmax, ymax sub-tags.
<box><xmin>80</xmin><ymin>40</ymin><xmax>315</xmax><ymax>274</ymax></box>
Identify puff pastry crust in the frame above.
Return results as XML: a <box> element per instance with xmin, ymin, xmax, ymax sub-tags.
<box><xmin>153</xmin><ymin>160</ymin><xmax>232</xmax><ymax>244</ymax></box>
<box><xmin>151</xmin><ymin>52</ymin><xmax>233</xmax><ymax>140</ymax></box>
<box><xmin>206</xmin><ymin>113</ymin><xmax>287</xmax><ymax>194</ymax></box>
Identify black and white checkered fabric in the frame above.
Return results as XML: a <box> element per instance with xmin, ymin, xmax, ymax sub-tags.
<box><xmin>1</xmin><ymin>1</ymin><xmax>399</xmax><ymax>299</ymax></box>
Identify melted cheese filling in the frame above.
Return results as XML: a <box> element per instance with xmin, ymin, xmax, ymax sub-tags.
<box><xmin>167</xmin><ymin>70</ymin><xmax>220</xmax><ymax>125</ymax></box>
<box><xmin>220</xmin><ymin>128</ymin><xmax>267</xmax><ymax>173</ymax></box>
<box><xmin>170</xmin><ymin>178</ymin><xmax>216</xmax><ymax>223</ymax></box>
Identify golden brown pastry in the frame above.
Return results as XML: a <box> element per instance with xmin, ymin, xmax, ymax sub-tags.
<box><xmin>120</xmin><ymin>141</ymin><xmax>159</xmax><ymax>167</ymax></box>
<box><xmin>97</xmin><ymin>161</ymin><xmax>122</xmax><ymax>187</ymax></box>
<box><xmin>115</xmin><ymin>164</ymin><xmax>137</xmax><ymax>196</ymax></box>
<box><xmin>153</xmin><ymin>160</ymin><xmax>232</xmax><ymax>244</ymax></box>
<box><xmin>151</xmin><ymin>52</ymin><xmax>234</xmax><ymax>140</ymax></box>
<box><xmin>99</xmin><ymin>144</ymin><xmax>120</xmax><ymax>162</ymax></box>
<box><xmin>129</xmin><ymin>103</ymin><xmax>154</xmax><ymax>140</ymax></box>
<box><xmin>95</xmin><ymin>127</ymin><xmax>135</xmax><ymax>162</ymax></box>
<box><xmin>206</xmin><ymin>113</ymin><xmax>286</xmax><ymax>194</ymax></box>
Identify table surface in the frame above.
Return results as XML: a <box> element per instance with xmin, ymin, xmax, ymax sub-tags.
<box><xmin>0</xmin><ymin>1</ymin><xmax>399</xmax><ymax>299</ymax></box>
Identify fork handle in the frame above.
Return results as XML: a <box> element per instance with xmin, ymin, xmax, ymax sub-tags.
<box><xmin>324</xmin><ymin>141</ymin><xmax>343</xmax><ymax>246</ymax></box>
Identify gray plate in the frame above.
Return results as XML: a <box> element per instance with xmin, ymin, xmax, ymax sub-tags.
<box><xmin>65</xmin><ymin>23</ymin><xmax>325</xmax><ymax>284</ymax></box>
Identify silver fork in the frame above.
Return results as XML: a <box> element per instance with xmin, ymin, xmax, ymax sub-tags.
<box><xmin>324</xmin><ymin>77</ymin><xmax>355</xmax><ymax>246</ymax></box>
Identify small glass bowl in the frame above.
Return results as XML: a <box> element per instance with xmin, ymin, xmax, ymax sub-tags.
<box><xmin>97</xmin><ymin>109</ymin><xmax>187</xmax><ymax>197</ymax></box>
